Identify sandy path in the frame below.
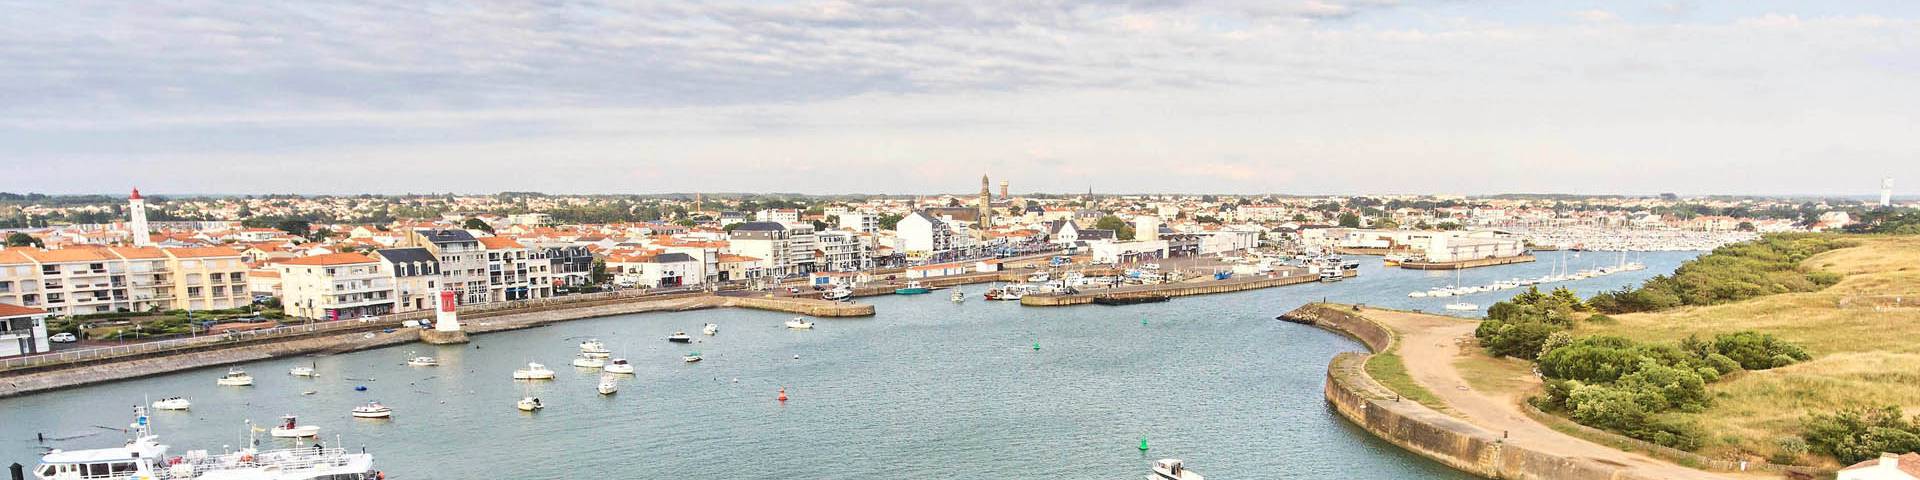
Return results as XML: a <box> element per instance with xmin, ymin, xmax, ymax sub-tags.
<box><xmin>1360</xmin><ymin>308</ymin><xmax>1769</xmax><ymax>480</ymax></box>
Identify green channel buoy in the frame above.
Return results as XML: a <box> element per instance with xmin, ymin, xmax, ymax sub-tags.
<box><xmin>1139</xmin><ymin>437</ymin><xmax>1149</xmax><ymax>451</ymax></box>
<box><xmin>1142</xmin><ymin>319</ymin><xmax>1148</xmax><ymax>325</ymax></box>
<box><xmin>1033</xmin><ymin>342</ymin><xmax>1041</xmax><ymax>351</ymax></box>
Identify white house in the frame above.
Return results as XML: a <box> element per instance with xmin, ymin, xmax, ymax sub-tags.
<box><xmin>906</xmin><ymin>262</ymin><xmax>969</xmax><ymax>279</ymax></box>
<box><xmin>896</xmin><ymin>211</ymin><xmax>957</xmax><ymax>256</ymax></box>
<box><xmin>1839</xmin><ymin>453</ymin><xmax>1920</xmax><ymax>480</ymax></box>
<box><xmin>0</xmin><ymin>303</ymin><xmax>50</xmax><ymax>358</ymax></box>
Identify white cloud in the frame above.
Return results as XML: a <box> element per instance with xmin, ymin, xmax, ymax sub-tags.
<box><xmin>1571</xmin><ymin>9</ymin><xmax>1618</xmax><ymax>22</ymax></box>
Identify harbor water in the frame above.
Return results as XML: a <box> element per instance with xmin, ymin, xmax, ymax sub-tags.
<box><xmin>0</xmin><ymin>251</ymin><xmax>1700</xmax><ymax>479</ymax></box>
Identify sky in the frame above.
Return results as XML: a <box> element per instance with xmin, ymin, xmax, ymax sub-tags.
<box><xmin>2</xmin><ymin>0</ymin><xmax>1918</xmax><ymax>197</ymax></box>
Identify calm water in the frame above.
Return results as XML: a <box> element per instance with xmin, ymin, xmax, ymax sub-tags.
<box><xmin>1</xmin><ymin>251</ymin><xmax>1698</xmax><ymax>479</ymax></box>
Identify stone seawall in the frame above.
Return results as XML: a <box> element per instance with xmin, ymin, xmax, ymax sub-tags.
<box><xmin>1021</xmin><ymin>272</ymin><xmax>1321</xmax><ymax>306</ymax></box>
<box><xmin>1398</xmin><ymin>254</ymin><xmax>1537</xmax><ymax>270</ymax></box>
<box><xmin>721</xmin><ymin>295</ymin><xmax>875</xmax><ymax>317</ymax></box>
<box><xmin>1283</xmin><ymin>303</ymin><xmax>1663</xmax><ymax>480</ymax></box>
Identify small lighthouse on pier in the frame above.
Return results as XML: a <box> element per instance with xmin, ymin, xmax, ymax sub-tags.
<box><xmin>128</xmin><ymin>188</ymin><xmax>153</xmax><ymax>247</ymax></box>
<box><xmin>420</xmin><ymin>289</ymin><xmax>470</xmax><ymax>344</ymax></box>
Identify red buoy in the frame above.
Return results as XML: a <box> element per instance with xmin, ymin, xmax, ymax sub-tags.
<box><xmin>777</xmin><ymin>387</ymin><xmax>788</xmax><ymax>402</ymax></box>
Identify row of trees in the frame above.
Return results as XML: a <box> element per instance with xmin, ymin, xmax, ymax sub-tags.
<box><xmin>1588</xmin><ymin>234</ymin><xmax>1850</xmax><ymax>313</ymax></box>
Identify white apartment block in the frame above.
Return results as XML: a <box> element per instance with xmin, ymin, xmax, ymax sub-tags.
<box><xmin>836</xmin><ymin>212</ymin><xmax>880</xmax><ymax>233</ymax></box>
<box><xmin>0</xmin><ymin>246</ymin><xmax>248</xmax><ymax>317</ymax></box>
<box><xmin>815</xmin><ymin>230</ymin><xmax>874</xmax><ymax>272</ymax></box>
<box><xmin>275</xmin><ymin>253</ymin><xmax>396</xmax><ymax>320</ymax></box>
<box><xmin>479</xmin><ymin>237</ymin><xmax>552</xmax><ymax>302</ymax></box>
<box><xmin>407</xmin><ymin>229</ymin><xmax>490</xmax><ymax>306</ymax></box>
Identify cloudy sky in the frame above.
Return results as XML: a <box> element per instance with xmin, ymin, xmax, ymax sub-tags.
<box><xmin>2</xmin><ymin>1</ymin><xmax>1917</xmax><ymax>196</ymax></box>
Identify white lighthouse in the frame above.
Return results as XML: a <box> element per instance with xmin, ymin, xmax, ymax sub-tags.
<box><xmin>128</xmin><ymin>188</ymin><xmax>153</xmax><ymax>247</ymax></box>
<box><xmin>1882</xmin><ymin>178</ymin><xmax>1895</xmax><ymax>208</ymax></box>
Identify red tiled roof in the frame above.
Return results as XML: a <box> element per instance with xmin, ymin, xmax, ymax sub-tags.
<box><xmin>277</xmin><ymin>253</ymin><xmax>378</xmax><ymax>266</ymax></box>
<box><xmin>0</xmin><ymin>303</ymin><xmax>48</xmax><ymax>317</ymax></box>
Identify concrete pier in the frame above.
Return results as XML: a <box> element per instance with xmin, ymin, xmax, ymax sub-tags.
<box><xmin>1397</xmin><ymin>254</ymin><xmax>1536</xmax><ymax>270</ymax></box>
<box><xmin>1020</xmin><ymin>271</ymin><xmax>1327</xmax><ymax>306</ymax></box>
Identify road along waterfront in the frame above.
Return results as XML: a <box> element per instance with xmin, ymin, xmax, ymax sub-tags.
<box><xmin>0</xmin><ymin>251</ymin><xmax>1700</xmax><ymax>478</ymax></box>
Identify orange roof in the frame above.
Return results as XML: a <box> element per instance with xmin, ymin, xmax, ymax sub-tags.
<box><xmin>0</xmin><ymin>303</ymin><xmax>47</xmax><ymax>317</ymax></box>
<box><xmin>107</xmin><ymin>246</ymin><xmax>167</xmax><ymax>259</ymax></box>
<box><xmin>716</xmin><ymin>254</ymin><xmax>761</xmax><ymax>263</ymax></box>
<box><xmin>0</xmin><ymin>249</ymin><xmax>32</xmax><ymax>265</ymax></box>
<box><xmin>18</xmin><ymin>247</ymin><xmax>118</xmax><ymax>263</ymax></box>
<box><xmin>165</xmin><ymin>247</ymin><xmax>243</xmax><ymax>259</ymax></box>
<box><xmin>248</xmin><ymin>270</ymin><xmax>281</xmax><ymax>278</ymax></box>
<box><xmin>478</xmin><ymin>237</ymin><xmax>525</xmax><ymax>249</ymax></box>
<box><xmin>278</xmin><ymin>252</ymin><xmax>378</xmax><ymax>266</ymax></box>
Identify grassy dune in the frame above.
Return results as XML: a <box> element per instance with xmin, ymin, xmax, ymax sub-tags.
<box><xmin>1577</xmin><ymin>236</ymin><xmax>1920</xmax><ymax>465</ymax></box>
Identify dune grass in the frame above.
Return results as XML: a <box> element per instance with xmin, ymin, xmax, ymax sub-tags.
<box><xmin>1576</xmin><ymin>235</ymin><xmax>1920</xmax><ymax>466</ymax></box>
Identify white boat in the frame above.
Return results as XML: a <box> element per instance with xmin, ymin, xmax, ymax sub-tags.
<box><xmin>406</xmin><ymin>350</ymin><xmax>438</xmax><ymax>366</ymax></box>
<box><xmin>682</xmin><ymin>352</ymin><xmax>703</xmax><ymax>363</ymax></box>
<box><xmin>34</xmin><ymin>407</ymin><xmax>376</xmax><ymax>480</ymax></box>
<box><xmin>268</xmin><ymin>415</ymin><xmax>320</xmax><ymax>438</ymax></box>
<box><xmin>1028</xmin><ymin>272</ymin><xmax>1051</xmax><ymax>283</ymax></box>
<box><xmin>516</xmin><ymin>397</ymin><xmax>544</xmax><ymax>412</ymax></box>
<box><xmin>667</xmin><ymin>331</ymin><xmax>692</xmax><ymax>343</ymax></box>
<box><xmin>579</xmin><ymin>339</ymin><xmax>611</xmax><ymax>357</ymax></box>
<box><xmin>151</xmin><ymin>397</ymin><xmax>191</xmax><ymax>411</ymax></box>
<box><xmin>571</xmin><ymin>355</ymin><xmax>606</xmax><ymax>369</ymax></box>
<box><xmin>216</xmin><ymin>368</ymin><xmax>254</xmax><ymax>386</ymax></box>
<box><xmin>1408</xmin><ymin>291</ymin><xmax>1429</xmax><ymax>298</ymax></box>
<box><xmin>596</xmin><ymin>376</ymin><xmax>618</xmax><ymax>395</ymax></box>
<box><xmin>950</xmin><ymin>290</ymin><xmax>966</xmax><ymax>302</ymax></box>
<box><xmin>604</xmin><ymin>358</ymin><xmax>634</xmax><ymax>374</ymax></box>
<box><xmin>1150</xmin><ymin>459</ymin><xmax>1204</xmax><ymax>480</ymax></box>
<box><xmin>1444</xmin><ymin>302</ymin><xmax>1480</xmax><ymax>311</ymax></box>
<box><xmin>785</xmin><ymin>318</ymin><xmax>814</xmax><ymax>329</ymax></box>
<box><xmin>703</xmin><ymin>323</ymin><xmax>719</xmax><ymax>336</ymax></box>
<box><xmin>513</xmin><ymin>362</ymin><xmax>555</xmax><ymax>380</ymax></box>
<box><xmin>350</xmin><ymin>401</ymin><xmax>392</xmax><ymax>419</ymax></box>
<box><xmin>822</xmin><ymin>286</ymin><xmax>853</xmax><ymax>301</ymax></box>
<box><xmin>289</xmin><ymin>361</ymin><xmax>317</xmax><ymax>377</ymax></box>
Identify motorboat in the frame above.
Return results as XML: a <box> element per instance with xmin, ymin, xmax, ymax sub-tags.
<box><xmin>667</xmin><ymin>331</ymin><xmax>692</xmax><ymax>343</ymax></box>
<box><xmin>216</xmin><ymin>368</ymin><xmax>253</xmax><ymax>387</ymax></box>
<box><xmin>34</xmin><ymin>407</ymin><xmax>377</xmax><ymax>480</ymax></box>
<box><xmin>1444</xmin><ymin>302</ymin><xmax>1480</xmax><ymax>311</ymax></box>
<box><xmin>350</xmin><ymin>401</ymin><xmax>392</xmax><ymax>419</ymax></box>
<box><xmin>571</xmin><ymin>355</ymin><xmax>606</xmax><ymax>369</ymax></box>
<box><xmin>512</xmin><ymin>362</ymin><xmax>556</xmax><ymax>380</ymax></box>
<box><xmin>268</xmin><ymin>415</ymin><xmax>320</xmax><ymax>438</ymax></box>
<box><xmin>579</xmin><ymin>339</ymin><xmax>611</xmax><ymax>357</ymax></box>
<box><xmin>1028</xmin><ymin>272</ymin><xmax>1050</xmax><ymax>283</ymax></box>
<box><xmin>406</xmin><ymin>351</ymin><xmax>438</xmax><ymax>366</ymax></box>
<box><xmin>703</xmin><ymin>323</ymin><xmax>719</xmax><ymax>336</ymax></box>
<box><xmin>1150</xmin><ymin>459</ymin><xmax>1204</xmax><ymax>480</ymax></box>
<box><xmin>289</xmin><ymin>361</ymin><xmax>317</xmax><ymax>377</ymax></box>
<box><xmin>894</xmin><ymin>281</ymin><xmax>931</xmax><ymax>295</ymax></box>
<box><xmin>604</xmin><ymin>358</ymin><xmax>635</xmax><ymax>374</ymax></box>
<box><xmin>822</xmin><ymin>286</ymin><xmax>853</xmax><ymax>301</ymax></box>
<box><xmin>151</xmin><ymin>397</ymin><xmax>191</xmax><ymax>411</ymax></box>
<box><xmin>516</xmin><ymin>397</ymin><xmax>544</xmax><ymax>412</ymax></box>
<box><xmin>597</xmin><ymin>376</ymin><xmax>618</xmax><ymax>395</ymax></box>
<box><xmin>682</xmin><ymin>352</ymin><xmax>703</xmax><ymax>363</ymax></box>
<box><xmin>1408</xmin><ymin>291</ymin><xmax>1429</xmax><ymax>298</ymax></box>
<box><xmin>785</xmin><ymin>317</ymin><xmax>814</xmax><ymax>330</ymax></box>
<box><xmin>950</xmin><ymin>290</ymin><xmax>966</xmax><ymax>302</ymax></box>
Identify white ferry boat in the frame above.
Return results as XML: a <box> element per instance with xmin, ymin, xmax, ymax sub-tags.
<box><xmin>34</xmin><ymin>406</ymin><xmax>378</xmax><ymax>480</ymax></box>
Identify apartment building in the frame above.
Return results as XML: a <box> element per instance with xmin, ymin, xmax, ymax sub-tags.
<box><xmin>275</xmin><ymin>253</ymin><xmax>395</xmax><ymax>320</ymax></box>
<box><xmin>544</xmin><ymin>245</ymin><xmax>595</xmax><ymax>287</ymax></box>
<box><xmin>1</xmin><ymin>303</ymin><xmax>50</xmax><ymax>357</ymax></box>
<box><xmin>755</xmin><ymin>209</ymin><xmax>801</xmax><ymax>224</ymax></box>
<box><xmin>406</xmin><ymin>229</ymin><xmax>488</xmax><ymax>306</ymax></box>
<box><xmin>0</xmin><ymin>246</ymin><xmax>247</xmax><ymax>317</ymax></box>
<box><xmin>371</xmin><ymin>247</ymin><xmax>439</xmax><ymax>312</ymax></box>
<box><xmin>727</xmin><ymin>222</ymin><xmax>816</xmax><ymax>277</ymax></box>
<box><xmin>815</xmin><ymin>230</ymin><xmax>874</xmax><ymax>272</ymax></box>
<box><xmin>835</xmin><ymin>212</ymin><xmax>880</xmax><ymax>233</ymax></box>
<box><xmin>895</xmin><ymin>211</ymin><xmax>957</xmax><ymax>256</ymax></box>
<box><xmin>478</xmin><ymin>237</ymin><xmax>551</xmax><ymax>302</ymax></box>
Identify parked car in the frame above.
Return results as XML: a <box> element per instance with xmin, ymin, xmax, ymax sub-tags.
<box><xmin>49</xmin><ymin>332</ymin><xmax>78</xmax><ymax>343</ymax></box>
<box><xmin>358</xmin><ymin>314</ymin><xmax>380</xmax><ymax>322</ymax></box>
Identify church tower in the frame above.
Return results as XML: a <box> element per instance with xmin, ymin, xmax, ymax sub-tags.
<box><xmin>978</xmin><ymin>175</ymin><xmax>993</xmax><ymax>229</ymax></box>
<box><xmin>129</xmin><ymin>188</ymin><xmax>153</xmax><ymax>247</ymax></box>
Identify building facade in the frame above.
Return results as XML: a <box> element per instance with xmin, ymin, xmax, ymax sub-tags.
<box><xmin>372</xmin><ymin>247</ymin><xmax>440</xmax><ymax>312</ymax></box>
<box><xmin>407</xmin><ymin>229</ymin><xmax>489</xmax><ymax>306</ymax></box>
<box><xmin>0</xmin><ymin>303</ymin><xmax>50</xmax><ymax>358</ymax></box>
<box><xmin>275</xmin><ymin>253</ymin><xmax>395</xmax><ymax>321</ymax></box>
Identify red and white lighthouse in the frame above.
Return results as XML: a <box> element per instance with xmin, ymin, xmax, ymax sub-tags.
<box><xmin>434</xmin><ymin>289</ymin><xmax>463</xmax><ymax>332</ymax></box>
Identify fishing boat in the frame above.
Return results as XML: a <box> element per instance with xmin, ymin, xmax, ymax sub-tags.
<box><xmin>268</xmin><ymin>415</ymin><xmax>320</xmax><ymax>438</ymax></box>
<box><xmin>604</xmin><ymin>358</ymin><xmax>634</xmax><ymax>374</ymax></box>
<box><xmin>289</xmin><ymin>361</ymin><xmax>317</xmax><ymax>377</ymax></box>
<box><xmin>597</xmin><ymin>376</ymin><xmax>619</xmax><ymax>395</ymax></box>
<box><xmin>151</xmin><ymin>397</ymin><xmax>191</xmax><ymax>411</ymax></box>
<box><xmin>703</xmin><ymin>323</ymin><xmax>719</xmax><ymax>335</ymax></box>
<box><xmin>682</xmin><ymin>352</ymin><xmax>703</xmax><ymax>363</ymax></box>
<box><xmin>570</xmin><ymin>355</ymin><xmax>606</xmax><ymax>369</ymax></box>
<box><xmin>1150</xmin><ymin>459</ymin><xmax>1205</xmax><ymax>480</ymax></box>
<box><xmin>516</xmin><ymin>397</ymin><xmax>544</xmax><ymax>412</ymax></box>
<box><xmin>579</xmin><ymin>339</ymin><xmax>611</xmax><ymax>357</ymax></box>
<box><xmin>1444</xmin><ymin>302</ymin><xmax>1480</xmax><ymax>311</ymax></box>
<box><xmin>950</xmin><ymin>289</ymin><xmax>966</xmax><ymax>302</ymax></box>
<box><xmin>512</xmin><ymin>362</ymin><xmax>556</xmax><ymax>380</ymax></box>
<box><xmin>785</xmin><ymin>317</ymin><xmax>814</xmax><ymax>329</ymax></box>
<box><xmin>983</xmin><ymin>288</ymin><xmax>1006</xmax><ymax>300</ymax></box>
<box><xmin>216</xmin><ymin>368</ymin><xmax>254</xmax><ymax>387</ymax></box>
<box><xmin>350</xmin><ymin>401</ymin><xmax>392</xmax><ymax>419</ymax></box>
<box><xmin>667</xmin><ymin>331</ymin><xmax>692</xmax><ymax>343</ymax></box>
<box><xmin>894</xmin><ymin>281</ymin><xmax>931</xmax><ymax>295</ymax></box>
<box><xmin>33</xmin><ymin>406</ymin><xmax>378</xmax><ymax>480</ymax></box>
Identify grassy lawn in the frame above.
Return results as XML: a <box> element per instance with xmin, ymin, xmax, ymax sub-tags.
<box><xmin>1576</xmin><ymin>235</ymin><xmax>1920</xmax><ymax>466</ymax></box>
<box><xmin>1365</xmin><ymin>347</ymin><xmax>1451</xmax><ymax>414</ymax></box>
<box><xmin>1453</xmin><ymin>350</ymin><xmax>1535</xmax><ymax>396</ymax></box>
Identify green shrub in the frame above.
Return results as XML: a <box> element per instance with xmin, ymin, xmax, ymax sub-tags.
<box><xmin>1712</xmin><ymin>331</ymin><xmax>1811</xmax><ymax>370</ymax></box>
<box><xmin>1802</xmin><ymin>405</ymin><xmax>1920</xmax><ymax>465</ymax></box>
<box><xmin>1475</xmin><ymin>319</ymin><xmax>1558</xmax><ymax>359</ymax></box>
<box><xmin>1703</xmin><ymin>353</ymin><xmax>1741</xmax><ymax>376</ymax></box>
<box><xmin>1592</xmin><ymin>234</ymin><xmax>1850</xmax><ymax>314</ymax></box>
